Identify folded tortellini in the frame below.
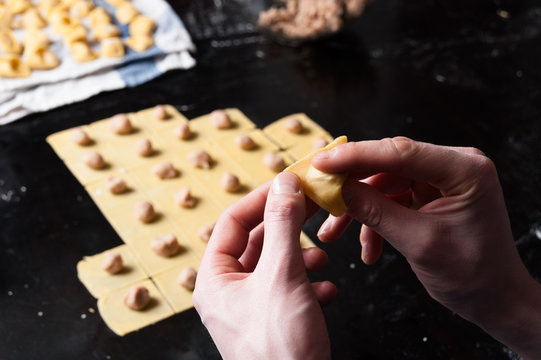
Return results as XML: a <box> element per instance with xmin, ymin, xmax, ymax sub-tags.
<box><xmin>285</xmin><ymin>136</ymin><xmax>348</xmax><ymax>217</ymax></box>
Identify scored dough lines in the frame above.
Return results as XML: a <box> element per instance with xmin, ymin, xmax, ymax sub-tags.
<box><xmin>47</xmin><ymin>106</ymin><xmax>331</xmax><ymax>335</ymax></box>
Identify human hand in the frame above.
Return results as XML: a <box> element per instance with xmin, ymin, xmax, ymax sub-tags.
<box><xmin>312</xmin><ymin>137</ymin><xmax>541</xmax><ymax>359</ymax></box>
<box><xmin>193</xmin><ymin>172</ymin><xmax>336</xmax><ymax>360</ymax></box>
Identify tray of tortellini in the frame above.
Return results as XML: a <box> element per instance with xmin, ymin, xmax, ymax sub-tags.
<box><xmin>0</xmin><ymin>0</ymin><xmax>156</xmax><ymax>78</ymax></box>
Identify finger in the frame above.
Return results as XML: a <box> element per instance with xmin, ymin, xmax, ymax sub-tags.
<box><xmin>312</xmin><ymin>281</ymin><xmax>338</xmax><ymax>306</ymax></box>
<box><xmin>302</xmin><ymin>247</ymin><xmax>328</xmax><ymax>272</ymax></box>
<box><xmin>238</xmin><ymin>223</ymin><xmax>265</xmax><ymax>272</ymax></box>
<box><xmin>201</xmin><ymin>182</ymin><xmax>271</xmax><ymax>276</ymax></box>
<box><xmin>360</xmin><ymin>226</ymin><xmax>384</xmax><ymax>265</ymax></box>
<box><xmin>256</xmin><ymin>172</ymin><xmax>306</xmax><ymax>275</ymax></box>
<box><xmin>341</xmin><ymin>178</ymin><xmax>428</xmax><ymax>256</ymax></box>
<box><xmin>317</xmin><ymin>214</ymin><xmax>352</xmax><ymax>242</ymax></box>
<box><xmin>312</xmin><ymin>137</ymin><xmax>481</xmax><ymax>196</ymax></box>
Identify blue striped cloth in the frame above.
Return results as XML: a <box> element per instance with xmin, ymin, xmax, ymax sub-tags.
<box><xmin>0</xmin><ymin>0</ymin><xmax>196</xmax><ymax>125</ymax></box>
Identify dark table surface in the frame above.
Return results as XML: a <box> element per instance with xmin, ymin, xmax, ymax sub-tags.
<box><xmin>2</xmin><ymin>0</ymin><xmax>541</xmax><ymax>359</ymax></box>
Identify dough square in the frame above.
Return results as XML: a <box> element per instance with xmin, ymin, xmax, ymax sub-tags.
<box><xmin>153</xmin><ymin>258</ymin><xmax>200</xmax><ymax>313</ymax></box>
<box><xmin>97</xmin><ymin>279</ymin><xmax>175</xmax><ymax>336</ymax></box>
<box><xmin>46</xmin><ymin>125</ymin><xmax>100</xmax><ymax>162</ymax></box>
<box><xmin>85</xmin><ymin>174</ymin><xmax>146</xmax><ymax>217</ymax></box>
<box><xmin>263</xmin><ymin>113</ymin><xmax>332</xmax><ymax>150</ymax></box>
<box><xmin>102</xmin><ymin>196</ymin><xmax>174</xmax><ymax>243</ymax></box>
<box><xmin>189</xmin><ymin>108</ymin><xmax>256</xmax><ymax>142</ymax></box>
<box><xmin>127</xmin><ymin>231</ymin><xmax>197</xmax><ymax>277</ymax></box>
<box><xmin>77</xmin><ymin>244</ymin><xmax>148</xmax><ymax>298</ymax></box>
<box><xmin>132</xmin><ymin>105</ymin><xmax>189</xmax><ymax>134</ymax></box>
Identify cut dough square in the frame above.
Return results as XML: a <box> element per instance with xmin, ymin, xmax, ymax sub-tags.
<box><xmin>89</xmin><ymin>113</ymin><xmax>145</xmax><ymax>146</ymax></box>
<box><xmin>97</xmin><ymin>279</ymin><xmax>175</xmax><ymax>336</ymax></box>
<box><xmin>132</xmin><ymin>105</ymin><xmax>189</xmax><ymax>134</ymax></box>
<box><xmin>85</xmin><ymin>173</ymin><xmax>143</xmax><ymax>213</ymax></box>
<box><xmin>127</xmin><ymin>231</ymin><xmax>196</xmax><ymax>276</ymax></box>
<box><xmin>77</xmin><ymin>244</ymin><xmax>148</xmax><ymax>298</ymax></box>
<box><xmin>263</xmin><ymin>113</ymin><xmax>332</xmax><ymax>150</ymax></box>
<box><xmin>285</xmin><ymin>136</ymin><xmax>348</xmax><ymax>217</ymax></box>
<box><xmin>153</xmin><ymin>258</ymin><xmax>200</xmax><ymax>313</ymax></box>
<box><xmin>189</xmin><ymin>108</ymin><xmax>256</xmax><ymax>142</ymax></box>
<box><xmin>46</xmin><ymin>125</ymin><xmax>98</xmax><ymax>162</ymax></box>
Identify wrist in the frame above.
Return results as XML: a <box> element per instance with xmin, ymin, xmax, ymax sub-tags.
<box><xmin>475</xmin><ymin>273</ymin><xmax>541</xmax><ymax>359</ymax></box>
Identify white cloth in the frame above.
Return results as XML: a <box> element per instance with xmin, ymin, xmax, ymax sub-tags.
<box><xmin>0</xmin><ymin>0</ymin><xmax>196</xmax><ymax>125</ymax></box>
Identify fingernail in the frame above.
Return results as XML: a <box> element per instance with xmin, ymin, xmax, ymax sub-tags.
<box><xmin>314</xmin><ymin>151</ymin><xmax>330</xmax><ymax>161</ymax></box>
<box><xmin>273</xmin><ymin>172</ymin><xmax>301</xmax><ymax>194</ymax></box>
<box><xmin>317</xmin><ymin>219</ymin><xmax>332</xmax><ymax>238</ymax></box>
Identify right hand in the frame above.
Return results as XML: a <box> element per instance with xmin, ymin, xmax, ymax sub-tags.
<box><xmin>312</xmin><ymin>137</ymin><xmax>541</xmax><ymax>359</ymax></box>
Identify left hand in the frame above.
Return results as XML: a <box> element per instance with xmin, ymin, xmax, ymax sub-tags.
<box><xmin>193</xmin><ymin>172</ymin><xmax>336</xmax><ymax>360</ymax></box>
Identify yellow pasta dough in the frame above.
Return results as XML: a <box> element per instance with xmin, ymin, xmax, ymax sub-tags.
<box><xmin>125</xmin><ymin>35</ymin><xmax>154</xmax><ymax>52</ymax></box>
<box><xmin>70</xmin><ymin>40</ymin><xmax>96</xmax><ymax>62</ymax></box>
<box><xmin>22</xmin><ymin>8</ymin><xmax>46</xmax><ymax>28</ymax></box>
<box><xmin>0</xmin><ymin>55</ymin><xmax>30</xmax><ymax>78</ymax></box>
<box><xmin>129</xmin><ymin>14</ymin><xmax>155</xmax><ymax>36</ymax></box>
<box><xmin>48</xmin><ymin>107</ymin><xmax>327</xmax><ymax>335</ymax></box>
<box><xmin>6</xmin><ymin>0</ymin><xmax>31</xmax><ymax>15</ymax></box>
<box><xmin>0</xmin><ymin>5</ymin><xmax>13</xmax><ymax>28</ymax></box>
<box><xmin>24</xmin><ymin>47</ymin><xmax>60</xmax><ymax>70</ymax></box>
<box><xmin>263</xmin><ymin>113</ymin><xmax>333</xmax><ymax>150</ymax></box>
<box><xmin>0</xmin><ymin>29</ymin><xmax>22</xmax><ymax>54</ymax></box>
<box><xmin>93</xmin><ymin>23</ymin><xmax>120</xmax><ymax>41</ymax></box>
<box><xmin>101</xmin><ymin>37</ymin><xmax>124</xmax><ymax>57</ymax></box>
<box><xmin>285</xmin><ymin>136</ymin><xmax>348</xmax><ymax>217</ymax></box>
<box><xmin>97</xmin><ymin>279</ymin><xmax>175</xmax><ymax>336</ymax></box>
<box><xmin>115</xmin><ymin>1</ymin><xmax>138</xmax><ymax>24</ymax></box>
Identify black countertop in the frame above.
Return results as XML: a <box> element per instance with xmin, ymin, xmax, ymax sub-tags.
<box><xmin>2</xmin><ymin>0</ymin><xmax>541</xmax><ymax>359</ymax></box>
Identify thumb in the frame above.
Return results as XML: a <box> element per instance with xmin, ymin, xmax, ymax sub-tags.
<box><xmin>257</xmin><ymin>172</ymin><xmax>306</xmax><ymax>276</ymax></box>
<box><xmin>342</xmin><ymin>178</ymin><xmax>426</xmax><ymax>256</ymax></box>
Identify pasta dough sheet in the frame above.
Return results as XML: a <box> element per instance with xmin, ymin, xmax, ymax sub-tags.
<box><xmin>263</xmin><ymin>113</ymin><xmax>333</xmax><ymax>150</ymax></box>
<box><xmin>48</xmin><ymin>106</ymin><xmax>325</xmax><ymax>335</ymax></box>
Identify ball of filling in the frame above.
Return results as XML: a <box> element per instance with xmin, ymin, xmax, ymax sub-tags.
<box><xmin>70</xmin><ymin>127</ymin><xmax>91</xmax><ymax>146</ymax></box>
<box><xmin>187</xmin><ymin>149</ymin><xmax>212</xmax><ymax>169</ymax></box>
<box><xmin>221</xmin><ymin>172</ymin><xmax>241</xmax><ymax>193</ymax></box>
<box><xmin>106</xmin><ymin>176</ymin><xmax>127</xmax><ymax>194</ymax></box>
<box><xmin>123</xmin><ymin>285</ymin><xmax>150</xmax><ymax>311</ymax></box>
<box><xmin>83</xmin><ymin>151</ymin><xmax>105</xmax><ymax>169</ymax></box>
<box><xmin>174</xmin><ymin>187</ymin><xmax>197</xmax><ymax>208</ymax></box>
<box><xmin>210</xmin><ymin>109</ymin><xmax>232</xmax><ymax>129</ymax></box>
<box><xmin>198</xmin><ymin>221</ymin><xmax>216</xmax><ymax>243</ymax></box>
<box><xmin>134</xmin><ymin>200</ymin><xmax>156</xmax><ymax>223</ymax></box>
<box><xmin>150</xmin><ymin>234</ymin><xmax>180</xmax><ymax>257</ymax></box>
<box><xmin>235</xmin><ymin>134</ymin><xmax>256</xmax><ymax>150</ymax></box>
<box><xmin>173</xmin><ymin>123</ymin><xmax>191</xmax><ymax>140</ymax></box>
<box><xmin>152</xmin><ymin>162</ymin><xmax>178</xmax><ymax>179</ymax></box>
<box><xmin>102</xmin><ymin>251</ymin><xmax>123</xmax><ymax>274</ymax></box>
<box><xmin>153</xmin><ymin>105</ymin><xmax>168</xmax><ymax>120</ymax></box>
<box><xmin>285</xmin><ymin>117</ymin><xmax>303</xmax><ymax>134</ymax></box>
<box><xmin>135</xmin><ymin>138</ymin><xmax>153</xmax><ymax>157</ymax></box>
<box><xmin>110</xmin><ymin>113</ymin><xmax>132</xmax><ymax>134</ymax></box>
<box><xmin>312</xmin><ymin>137</ymin><xmax>329</xmax><ymax>151</ymax></box>
<box><xmin>263</xmin><ymin>152</ymin><xmax>286</xmax><ymax>172</ymax></box>
<box><xmin>177</xmin><ymin>266</ymin><xmax>197</xmax><ymax>291</ymax></box>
